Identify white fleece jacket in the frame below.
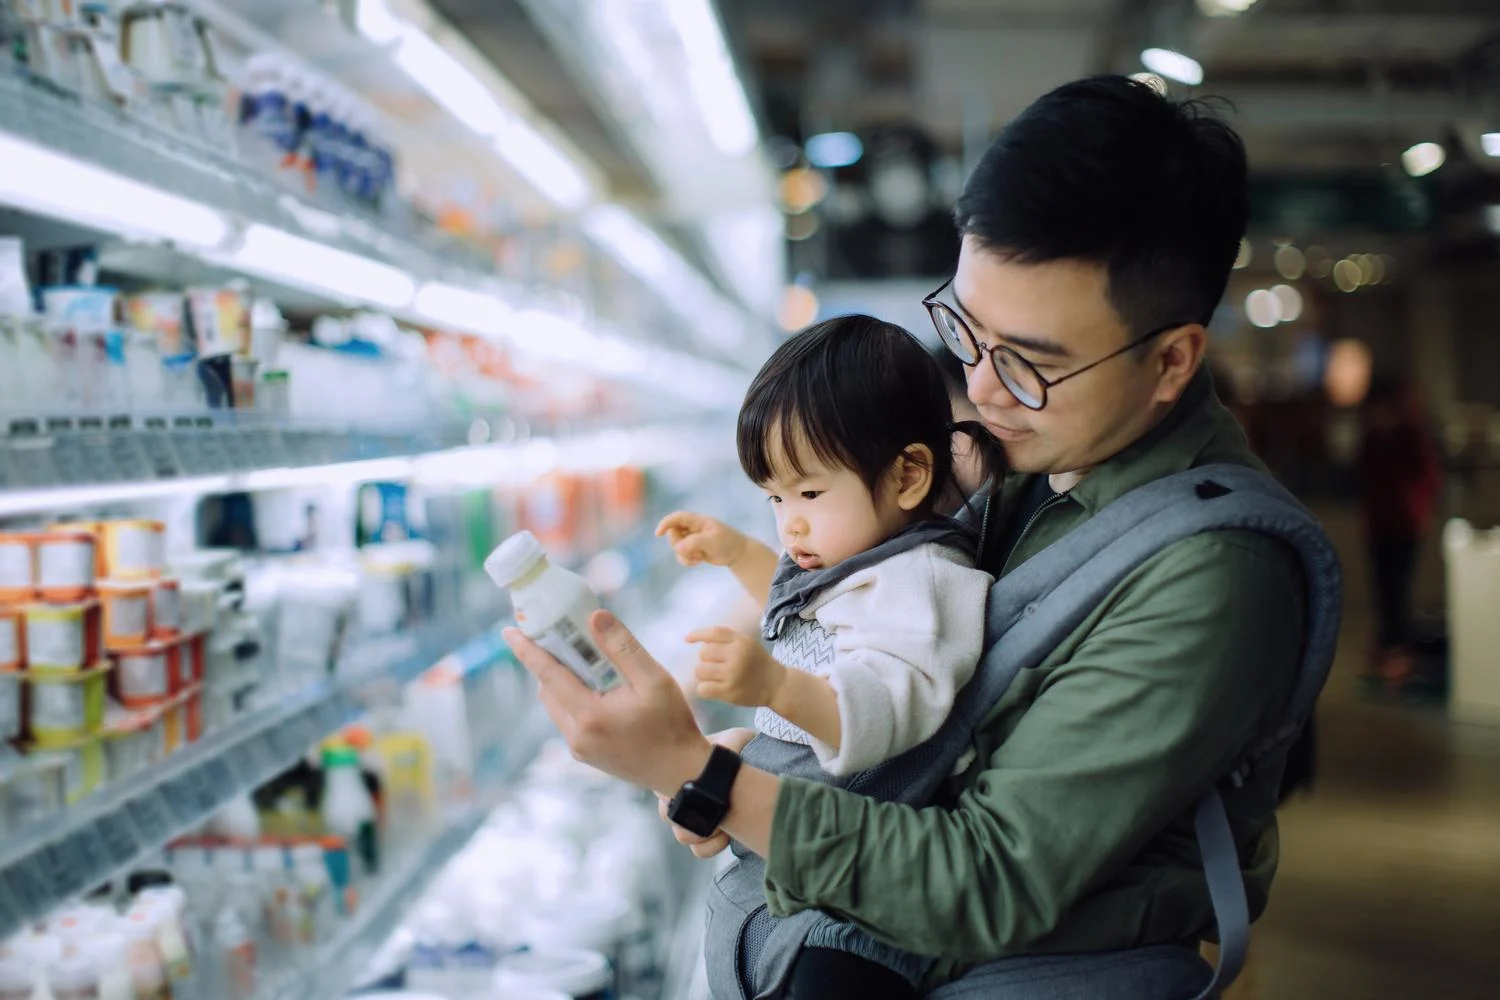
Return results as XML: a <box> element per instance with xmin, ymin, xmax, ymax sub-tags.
<box><xmin>755</xmin><ymin>542</ymin><xmax>992</xmax><ymax>776</ymax></box>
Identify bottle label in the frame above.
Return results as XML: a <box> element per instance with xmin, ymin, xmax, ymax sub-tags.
<box><xmin>536</xmin><ymin>616</ymin><xmax>622</xmax><ymax>692</ymax></box>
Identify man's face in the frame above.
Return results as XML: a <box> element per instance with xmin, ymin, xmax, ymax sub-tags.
<box><xmin>952</xmin><ymin>236</ymin><xmax>1181</xmax><ymax>479</ymax></box>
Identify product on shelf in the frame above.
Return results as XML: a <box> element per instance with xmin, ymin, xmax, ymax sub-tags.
<box><xmin>35</xmin><ymin>529</ymin><xmax>97</xmax><ymax>602</ymax></box>
<box><xmin>98</xmin><ymin>578</ymin><xmax>153</xmax><ymax>649</ymax></box>
<box><xmin>24</xmin><ymin>600</ymin><xmax>102</xmax><ymax>671</ymax></box>
<box><xmin>19</xmin><ymin>659</ymin><xmax>109</xmax><ymax>745</ymax></box>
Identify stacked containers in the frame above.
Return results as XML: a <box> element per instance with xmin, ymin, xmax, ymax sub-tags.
<box><xmin>0</xmin><ymin>518</ymin><xmax>217</xmax><ymax>816</ymax></box>
<box><xmin>90</xmin><ymin>519</ymin><xmax>206</xmax><ymax>755</ymax></box>
<box><xmin>0</xmin><ymin>528</ymin><xmax>110</xmax><ymax>805</ymax></box>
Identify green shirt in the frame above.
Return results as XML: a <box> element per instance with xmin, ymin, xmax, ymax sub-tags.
<box><xmin>762</xmin><ymin>369</ymin><xmax>1306</xmax><ymax>988</ymax></box>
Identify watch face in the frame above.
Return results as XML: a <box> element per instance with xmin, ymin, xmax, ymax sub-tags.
<box><xmin>670</xmin><ymin>782</ymin><xmax>727</xmax><ymax>837</ymax></box>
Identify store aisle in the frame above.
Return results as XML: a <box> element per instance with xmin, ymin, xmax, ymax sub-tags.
<box><xmin>1223</xmin><ymin>507</ymin><xmax>1500</xmax><ymax>1000</ymax></box>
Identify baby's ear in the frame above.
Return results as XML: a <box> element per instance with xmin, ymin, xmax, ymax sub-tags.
<box><xmin>894</xmin><ymin>443</ymin><xmax>935</xmax><ymax>511</ymax></box>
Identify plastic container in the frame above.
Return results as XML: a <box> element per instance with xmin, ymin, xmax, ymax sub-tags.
<box><xmin>104</xmin><ymin>707</ymin><xmax>160</xmax><ymax>780</ymax></box>
<box><xmin>101</xmin><ymin>519</ymin><xmax>164</xmax><ymax>580</ymax></box>
<box><xmin>0</xmin><ymin>532</ymin><xmax>35</xmax><ymax>602</ymax></box>
<box><xmin>321</xmin><ymin>745</ymin><xmax>379</xmax><ymax>878</ymax></box>
<box><xmin>1</xmin><ymin>751</ymin><xmax>67</xmax><ymax>827</ymax></box>
<box><xmin>493</xmin><ymin>949</ymin><xmax>612</xmax><ymax>1000</ymax></box>
<box><xmin>0</xmin><ymin>950</ymin><xmax>32</xmax><ymax>1000</ymax></box>
<box><xmin>36</xmin><ymin>530</ymin><xmax>97</xmax><ymax>601</ymax></box>
<box><xmin>99</xmin><ymin>579</ymin><xmax>154</xmax><ymax>649</ymax></box>
<box><xmin>0</xmin><ymin>606</ymin><xmax>23</xmax><ymax>671</ymax></box>
<box><xmin>122</xmin><ymin>911</ymin><xmax>171</xmax><ymax>1000</ymax></box>
<box><xmin>484</xmin><ymin>531</ymin><xmax>620</xmax><ymax>692</ymax></box>
<box><xmin>24</xmin><ymin>600</ymin><xmax>101</xmax><ymax>670</ymax></box>
<box><xmin>49</xmin><ymin>520</ymin><xmax>107</xmax><ymax>577</ymax></box>
<box><xmin>47</xmin><ymin>951</ymin><xmax>101</xmax><ymax>1000</ymax></box>
<box><xmin>519</xmin><ymin>892</ymin><xmax>631</xmax><ymax>987</ymax></box>
<box><xmin>178</xmin><ymin>579</ymin><xmax>221</xmax><ymax>634</ymax></box>
<box><xmin>114</xmin><ymin>640</ymin><xmax>175</xmax><ymax>706</ymax></box>
<box><xmin>214</xmin><ymin>906</ymin><xmax>257</xmax><ymax>1000</ymax></box>
<box><xmin>23</xmin><ymin>735</ymin><xmax>109</xmax><ymax>804</ymax></box>
<box><xmin>22</xmin><ymin>661</ymin><xmax>109</xmax><ymax>744</ymax></box>
<box><xmin>289</xmin><ymin>843</ymin><xmax>335</xmax><ymax>945</ymax></box>
<box><xmin>150</xmin><ymin>577</ymin><xmax>181</xmax><ymax>638</ymax></box>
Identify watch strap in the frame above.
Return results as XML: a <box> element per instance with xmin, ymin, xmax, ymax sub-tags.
<box><xmin>696</xmin><ymin>744</ymin><xmax>743</xmax><ymax>801</ymax></box>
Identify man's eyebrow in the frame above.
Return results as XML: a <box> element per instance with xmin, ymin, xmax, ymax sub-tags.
<box><xmin>952</xmin><ymin>287</ymin><xmax>1074</xmax><ymax>359</ymax></box>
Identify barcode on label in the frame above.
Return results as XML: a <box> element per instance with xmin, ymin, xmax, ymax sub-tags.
<box><xmin>539</xmin><ymin>618</ymin><xmax>621</xmax><ymax>692</ymax></box>
<box><xmin>555</xmin><ymin>617</ymin><xmax>602</xmax><ymax>666</ymax></box>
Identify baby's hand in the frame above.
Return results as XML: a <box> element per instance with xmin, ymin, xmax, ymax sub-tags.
<box><xmin>687</xmin><ymin>627</ymin><xmax>786</xmax><ymax>708</ymax></box>
<box><xmin>656</xmin><ymin>511</ymin><xmax>748</xmax><ymax>568</ymax></box>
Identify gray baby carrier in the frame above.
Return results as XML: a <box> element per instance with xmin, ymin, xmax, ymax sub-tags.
<box><xmin>704</xmin><ymin>464</ymin><xmax>1343</xmax><ymax>1000</ymax></box>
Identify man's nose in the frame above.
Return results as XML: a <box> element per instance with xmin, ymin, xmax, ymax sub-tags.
<box><xmin>968</xmin><ymin>356</ymin><xmax>1021</xmax><ymax>411</ymax></box>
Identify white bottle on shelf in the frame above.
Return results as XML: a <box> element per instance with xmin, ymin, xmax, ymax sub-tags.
<box><xmin>320</xmin><ymin>746</ymin><xmax>379</xmax><ymax>880</ymax></box>
<box><xmin>46</xmin><ymin>952</ymin><xmax>100</xmax><ymax>1000</ymax></box>
<box><xmin>0</xmin><ymin>951</ymin><xmax>30</xmax><ymax>1000</ymax></box>
<box><xmin>288</xmin><ymin>844</ymin><xmax>335</xmax><ymax>946</ymax></box>
<box><xmin>484</xmin><ymin>531</ymin><xmax>621</xmax><ymax>693</ymax></box>
<box><xmin>211</xmin><ymin>907</ymin><xmax>255</xmax><ymax>1000</ymax></box>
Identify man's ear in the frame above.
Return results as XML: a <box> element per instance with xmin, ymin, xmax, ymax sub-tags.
<box><xmin>893</xmin><ymin>444</ymin><xmax>936</xmax><ymax>512</ymax></box>
<box><xmin>1153</xmin><ymin>324</ymin><xmax>1208</xmax><ymax>405</ymax></box>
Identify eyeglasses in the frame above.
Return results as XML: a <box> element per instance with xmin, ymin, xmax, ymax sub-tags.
<box><xmin>922</xmin><ymin>278</ymin><xmax>1183</xmax><ymax>411</ymax></box>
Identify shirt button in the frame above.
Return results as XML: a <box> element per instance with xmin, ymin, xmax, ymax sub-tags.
<box><xmin>1023</xmin><ymin>603</ymin><xmax>1038</xmax><ymax>617</ymax></box>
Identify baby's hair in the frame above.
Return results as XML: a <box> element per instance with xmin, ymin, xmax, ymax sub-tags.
<box><xmin>736</xmin><ymin>314</ymin><xmax>1005</xmax><ymax>514</ymax></box>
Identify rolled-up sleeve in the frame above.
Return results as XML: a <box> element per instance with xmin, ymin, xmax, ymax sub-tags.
<box><xmin>763</xmin><ymin>532</ymin><xmax>1303</xmax><ymax>960</ymax></box>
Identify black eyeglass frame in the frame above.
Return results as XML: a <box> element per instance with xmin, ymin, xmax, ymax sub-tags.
<box><xmin>922</xmin><ymin>278</ymin><xmax>1187</xmax><ymax>411</ymax></box>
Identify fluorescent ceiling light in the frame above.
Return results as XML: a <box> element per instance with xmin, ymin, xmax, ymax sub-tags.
<box><xmin>492</xmin><ymin>117</ymin><xmax>593</xmax><ymax>210</ymax></box>
<box><xmin>805</xmin><ymin>132</ymin><xmax>863</xmax><ymax>169</ymax></box>
<box><xmin>1141</xmin><ymin>48</ymin><xmax>1203</xmax><ymax>86</ymax></box>
<box><xmin>355</xmin><ymin>0</ymin><xmax>405</xmax><ymax>44</ymax></box>
<box><xmin>582</xmin><ymin>205</ymin><xmax>672</xmax><ymax>282</ymax></box>
<box><xmin>0</xmin><ymin>133</ymin><xmax>229</xmax><ymax>249</ymax></box>
<box><xmin>1401</xmin><ymin>142</ymin><xmax>1445</xmax><ymax>178</ymax></box>
<box><xmin>413</xmin><ymin>282</ymin><xmax>515</xmax><ymax>338</ymax></box>
<box><xmin>665</xmin><ymin>0</ymin><xmax>759</xmax><ymax>156</ymax></box>
<box><xmin>226</xmin><ymin>224</ymin><xmax>416</xmax><ymax>309</ymax></box>
<box><xmin>1196</xmin><ymin>0</ymin><xmax>1257</xmax><ymax>16</ymax></box>
<box><xmin>1481</xmin><ymin>133</ymin><xmax>1500</xmax><ymax>158</ymax></box>
<box><xmin>393</xmin><ymin>27</ymin><xmax>508</xmax><ymax>136</ymax></box>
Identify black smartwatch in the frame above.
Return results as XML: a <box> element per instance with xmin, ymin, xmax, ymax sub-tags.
<box><xmin>667</xmin><ymin>745</ymin><xmax>742</xmax><ymax>837</ymax></box>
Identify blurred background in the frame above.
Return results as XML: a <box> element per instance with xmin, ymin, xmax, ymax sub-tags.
<box><xmin>0</xmin><ymin>1</ymin><xmax>1496</xmax><ymax>998</ymax></box>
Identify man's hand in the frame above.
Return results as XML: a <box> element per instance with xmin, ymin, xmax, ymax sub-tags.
<box><xmin>687</xmin><ymin>626</ymin><xmax>787</xmax><ymax>708</ymax></box>
<box><xmin>655</xmin><ymin>726</ymin><xmax>757</xmax><ymax>860</ymax></box>
<box><xmin>503</xmin><ymin>610</ymin><xmax>712</xmax><ymax>798</ymax></box>
<box><xmin>656</xmin><ymin>511</ymin><xmax>748</xmax><ymax>568</ymax></box>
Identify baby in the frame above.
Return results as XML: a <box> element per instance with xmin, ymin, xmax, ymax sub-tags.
<box><xmin>658</xmin><ymin>314</ymin><xmax>1001</xmax><ymax>999</ymax></box>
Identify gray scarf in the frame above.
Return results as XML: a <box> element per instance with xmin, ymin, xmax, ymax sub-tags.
<box><xmin>761</xmin><ymin>517</ymin><xmax>979</xmax><ymax>641</ymax></box>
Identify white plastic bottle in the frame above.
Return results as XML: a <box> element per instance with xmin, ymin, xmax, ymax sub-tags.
<box><xmin>288</xmin><ymin>844</ymin><xmax>335</xmax><ymax>945</ymax></box>
<box><xmin>485</xmin><ymin>531</ymin><xmax>621</xmax><ymax>692</ymax></box>
<box><xmin>46</xmin><ymin>952</ymin><xmax>100</xmax><ymax>1000</ymax></box>
<box><xmin>321</xmin><ymin>746</ymin><xmax>379</xmax><ymax>879</ymax></box>
<box><xmin>212</xmin><ymin>908</ymin><xmax>256</xmax><ymax>1000</ymax></box>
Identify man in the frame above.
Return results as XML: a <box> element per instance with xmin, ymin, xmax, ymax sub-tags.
<box><xmin>506</xmin><ymin>76</ymin><xmax>1320</xmax><ymax>996</ymax></box>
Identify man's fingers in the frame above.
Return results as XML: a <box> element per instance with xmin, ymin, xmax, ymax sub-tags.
<box><xmin>503</xmin><ymin>628</ymin><xmax>593</xmax><ymax>713</ymax></box>
<box><xmin>587</xmin><ymin>609</ymin><xmax>664</xmax><ymax>688</ymax></box>
<box><xmin>685</xmin><ymin>626</ymin><xmax>737</xmax><ymax>645</ymax></box>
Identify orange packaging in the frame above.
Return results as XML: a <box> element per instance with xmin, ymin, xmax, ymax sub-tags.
<box><xmin>150</xmin><ymin>577</ymin><xmax>181</xmax><ymax>639</ymax></box>
<box><xmin>184</xmin><ymin>686</ymin><xmax>203</xmax><ymax>742</ymax></box>
<box><xmin>112</xmin><ymin>638</ymin><xmax>179</xmax><ymax>707</ymax></box>
<box><xmin>178</xmin><ymin>633</ymin><xmax>205</xmax><ymax>686</ymax></box>
<box><xmin>50</xmin><ymin>521</ymin><xmax>108</xmax><ymax>577</ymax></box>
<box><xmin>98</xmin><ymin>579</ymin><xmax>155</xmax><ymax>650</ymax></box>
<box><xmin>100</xmin><ymin>519</ymin><xmax>164</xmax><ymax>580</ymax></box>
<box><xmin>35</xmin><ymin>530</ymin><xmax>97</xmax><ymax>602</ymax></box>
<box><xmin>0</xmin><ymin>532</ymin><xmax>36</xmax><ymax>602</ymax></box>
<box><xmin>0</xmin><ymin>606</ymin><xmax>23</xmax><ymax>671</ymax></box>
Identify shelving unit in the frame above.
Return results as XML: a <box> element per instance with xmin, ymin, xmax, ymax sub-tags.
<box><xmin>0</xmin><ymin>616</ymin><xmax>505</xmax><ymax>940</ymax></box>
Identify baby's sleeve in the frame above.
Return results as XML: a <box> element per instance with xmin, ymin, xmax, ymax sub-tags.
<box><xmin>804</xmin><ymin>545</ymin><xmax>991</xmax><ymax>776</ymax></box>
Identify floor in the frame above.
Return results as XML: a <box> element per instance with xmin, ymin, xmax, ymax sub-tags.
<box><xmin>1221</xmin><ymin>507</ymin><xmax>1500</xmax><ymax>999</ymax></box>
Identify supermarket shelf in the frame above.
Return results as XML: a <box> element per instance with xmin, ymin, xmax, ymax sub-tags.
<box><xmin>0</xmin><ymin>73</ymin><xmax>492</xmax><ymax>285</ymax></box>
<box><xmin>0</xmin><ymin>414</ymin><xmax>464</xmax><ymax>516</ymax></box>
<box><xmin>0</xmin><ymin>616</ymin><xmax>501</xmax><ymax>940</ymax></box>
<box><xmin>265</xmin><ymin>709</ymin><xmax>555</xmax><ymax>1000</ymax></box>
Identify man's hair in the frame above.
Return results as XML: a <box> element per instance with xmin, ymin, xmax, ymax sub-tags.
<box><xmin>955</xmin><ymin>75</ymin><xmax>1248</xmax><ymax>337</ymax></box>
<box><xmin>737</xmin><ymin>315</ymin><xmax>1004</xmax><ymax>511</ymax></box>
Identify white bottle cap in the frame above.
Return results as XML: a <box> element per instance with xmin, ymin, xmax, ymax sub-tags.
<box><xmin>290</xmin><ymin>844</ymin><xmax>324</xmax><ymax>868</ymax></box>
<box><xmin>484</xmin><ymin>531</ymin><xmax>546</xmax><ymax>587</ymax></box>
